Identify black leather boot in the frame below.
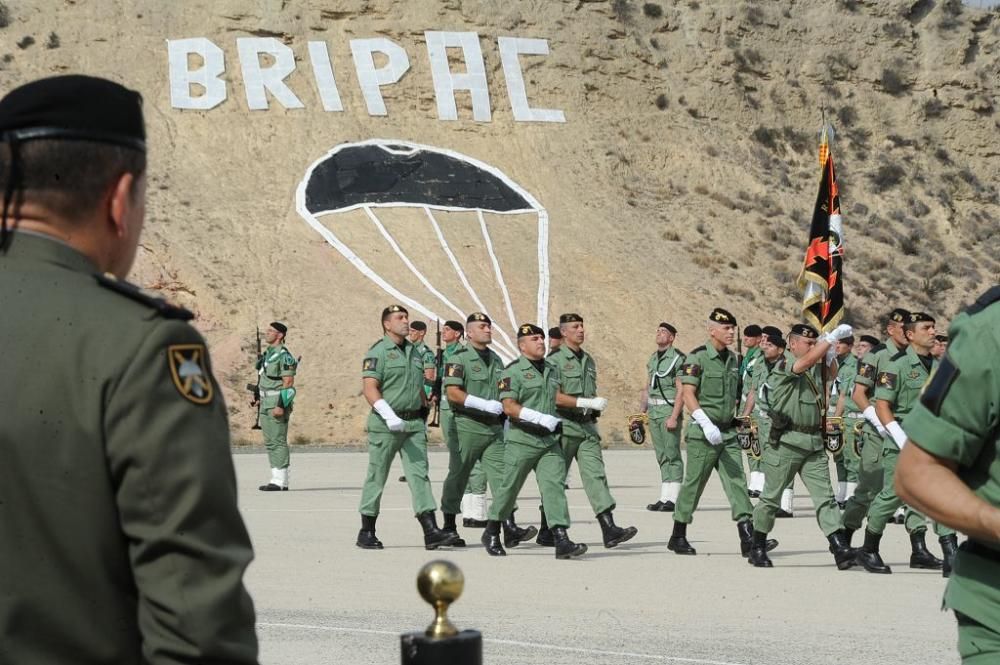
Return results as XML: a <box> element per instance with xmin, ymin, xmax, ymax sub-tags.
<box><xmin>828</xmin><ymin>529</ymin><xmax>857</xmax><ymax>570</ymax></box>
<box><xmin>748</xmin><ymin>530</ymin><xmax>773</xmax><ymax>568</ymax></box>
<box><xmin>909</xmin><ymin>530</ymin><xmax>944</xmax><ymax>570</ymax></box>
<box><xmin>503</xmin><ymin>517</ymin><xmax>538</xmax><ymax>548</ymax></box>
<box><xmin>857</xmin><ymin>530</ymin><xmax>892</xmax><ymax>574</ymax></box>
<box><xmin>597</xmin><ymin>510</ymin><xmax>638</xmax><ymax>548</ymax></box>
<box><xmin>536</xmin><ymin>506</ymin><xmax>554</xmax><ymax>547</ymax></box>
<box><xmin>442</xmin><ymin>513</ymin><xmax>466</xmax><ymax>547</ymax></box>
<box><xmin>417</xmin><ymin>512</ymin><xmax>459</xmax><ymax>550</ymax></box>
<box><xmin>940</xmin><ymin>534</ymin><xmax>959</xmax><ymax>578</ymax></box>
<box><xmin>668</xmin><ymin>521</ymin><xmax>696</xmax><ymax>555</ymax></box>
<box><xmin>738</xmin><ymin>520</ymin><xmax>778</xmax><ymax>557</ymax></box>
<box><xmin>356</xmin><ymin>514</ymin><xmax>384</xmax><ymax>550</ymax></box>
<box><xmin>481</xmin><ymin>520</ymin><xmax>506</xmax><ymax>556</ymax></box>
<box><xmin>463</xmin><ymin>517</ymin><xmax>488</xmax><ymax>528</ymax></box>
<box><xmin>552</xmin><ymin>526</ymin><xmax>588</xmax><ymax>559</ymax></box>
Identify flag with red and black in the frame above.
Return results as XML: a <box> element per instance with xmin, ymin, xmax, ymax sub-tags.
<box><xmin>797</xmin><ymin>125</ymin><xmax>845</xmax><ymax>333</ymax></box>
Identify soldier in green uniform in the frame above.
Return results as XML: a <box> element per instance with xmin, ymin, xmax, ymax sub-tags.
<box><xmin>896</xmin><ymin>286</ymin><xmax>1000</xmax><ymax>663</ymax></box>
<box><xmin>740</xmin><ymin>325</ymin><xmax>766</xmax><ymax>498</ymax></box>
<box><xmin>357</xmin><ymin>305</ymin><xmax>458</xmax><ymax>550</ymax></box>
<box><xmin>409</xmin><ymin>320</ymin><xmax>438</xmax><ymax>399</ymax></box>
<box><xmin>253</xmin><ymin>321</ymin><xmax>298</xmax><ymax>491</ymax></box>
<box><xmin>547</xmin><ymin>326</ymin><xmax>563</xmax><ymax>356</ymax></box>
<box><xmin>667</xmin><ymin>308</ymin><xmax>777</xmax><ymax>557</ymax></box>
<box><xmin>855</xmin><ymin>312</ymin><xmax>955</xmax><ymax>574</ymax></box>
<box><xmin>840</xmin><ymin>308</ymin><xmax>913</xmax><ymax>544</ymax></box>
<box><xmin>830</xmin><ymin>335</ymin><xmax>858</xmax><ymax>507</ymax></box>
<box><xmin>740</xmin><ymin>326</ymin><xmax>787</xmax><ymax>494</ymax></box>
<box><xmin>746</xmin><ymin>323</ymin><xmax>857</xmax><ymax>569</ymax></box>
<box><xmin>549</xmin><ymin>313</ymin><xmax>637</xmax><ymax>548</ymax></box>
<box><xmin>0</xmin><ymin>75</ymin><xmax>258</xmax><ymax>663</ymax></box>
<box><xmin>931</xmin><ymin>332</ymin><xmax>949</xmax><ymax>359</ymax></box>
<box><xmin>439</xmin><ymin>313</ymin><xmax>534</xmax><ymax>547</ymax></box>
<box><xmin>481</xmin><ymin>324</ymin><xmax>587</xmax><ymax>559</ymax></box>
<box><xmin>640</xmin><ymin>322</ymin><xmax>685</xmax><ymax>511</ymax></box>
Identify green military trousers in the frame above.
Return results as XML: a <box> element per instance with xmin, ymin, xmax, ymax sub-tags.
<box><xmin>957</xmin><ymin>612</ymin><xmax>1000</xmax><ymax>664</ymax></box>
<box><xmin>442</xmin><ymin>410</ymin><xmax>487</xmax><ymax>496</ymax></box>
<box><xmin>440</xmin><ymin>428</ymin><xmax>506</xmax><ymax>515</ymax></box>
<box><xmin>260</xmin><ymin>409</ymin><xmax>290</xmax><ymax>469</ymax></box>
<box><xmin>359</xmin><ymin>428</ymin><xmax>436</xmax><ymax>517</ymax></box>
<box><xmin>560</xmin><ymin>426</ymin><xmax>616</xmax><ymax>515</ymax></box>
<box><xmin>753</xmin><ymin>442</ymin><xmax>841</xmax><ymax>535</ymax></box>
<box><xmin>838</xmin><ymin>416</ymin><xmax>862</xmax><ymax>484</ymax></box>
<box><xmin>841</xmin><ymin>427</ymin><xmax>887</xmax><ymax>531</ymax></box>
<box><xmin>674</xmin><ymin>434</ymin><xmax>754</xmax><ymax>524</ymax></box>
<box><xmin>648</xmin><ymin>415</ymin><xmax>684</xmax><ymax>483</ymax></box>
<box><xmin>488</xmin><ymin>438</ymin><xmax>571</xmax><ymax>527</ymax></box>
<box><xmin>866</xmin><ymin>447</ymin><xmax>954</xmax><ymax>537</ymax></box>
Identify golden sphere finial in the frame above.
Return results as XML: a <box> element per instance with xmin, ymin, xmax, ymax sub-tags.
<box><xmin>416</xmin><ymin>560</ymin><xmax>464</xmax><ymax>639</ymax></box>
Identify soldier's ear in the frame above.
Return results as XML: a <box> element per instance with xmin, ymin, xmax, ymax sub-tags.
<box><xmin>107</xmin><ymin>171</ymin><xmax>144</xmax><ymax>239</ymax></box>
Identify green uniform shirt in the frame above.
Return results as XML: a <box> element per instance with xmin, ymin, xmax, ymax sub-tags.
<box><xmin>873</xmin><ymin>345</ymin><xmax>936</xmax><ymax>422</ymax></box>
<box><xmin>362</xmin><ymin>335</ymin><xmax>426</xmax><ymax>432</ymax></box>
<box><xmin>0</xmin><ymin>233</ymin><xmax>257</xmax><ymax>664</ymax></box>
<box><xmin>442</xmin><ymin>345</ymin><xmax>505</xmax><ymax>434</ymax></box>
<box><xmin>749</xmin><ymin>355</ymin><xmax>778</xmax><ymax>421</ymax></box>
<box><xmin>905</xmin><ymin>288</ymin><xmax>1000</xmax><ymax>633</ymax></box>
<box><xmin>768</xmin><ymin>351</ymin><xmax>825</xmax><ymax>451</ymax></box>
<box><xmin>500</xmin><ymin>356</ymin><xmax>561</xmax><ymax>448</ymax></box>
<box><xmin>549</xmin><ymin>344</ymin><xmax>600</xmax><ymax>435</ymax></box>
<box><xmin>680</xmin><ymin>342</ymin><xmax>740</xmax><ymax>435</ymax></box>
<box><xmin>646</xmin><ymin>346</ymin><xmax>685</xmax><ymax>418</ymax></box>
<box><xmin>438</xmin><ymin>341</ymin><xmax>463</xmax><ymax>412</ymax></box>
<box><xmin>259</xmin><ymin>343</ymin><xmax>297</xmax><ymax>408</ymax></box>
<box><xmin>836</xmin><ymin>354</ymin><xmax>862</xmax><ymax>414</ymax></box>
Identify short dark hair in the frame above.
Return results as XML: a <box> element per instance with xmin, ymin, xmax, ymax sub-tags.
<box><xmin>1</xmin><ymin>139</ymin><xmax>146</xmax><ymax>222</ymax></box>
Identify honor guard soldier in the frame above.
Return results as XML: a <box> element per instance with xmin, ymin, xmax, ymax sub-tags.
<box><xmin>409</xmin><ymin>320</ymin><xmax>438</xmax><ymax>400</ymax></box>
<box><xmin>0</xmin><ymin>75</ymin><xmax>258</xmax><ymax>663</ymax></box>
<box><xmin>547</xmin><ymin>326</ymin><xmax>563</xmax><ymax>356</ymax></box>
<box><xmin>840</xmin><ymin>308</ymin><xmax>911</xmax><ymax>545</ymax></box>
<box><xmin>832</xmin><ymin>335</ymin><xmax>862</xmax><ymax>507</ymax></box>
<box><xmin>439</xmin><ymin>313</ymin><xmax>534</xmax><ymax>548</ymax></box>
<box><xmin>357</xmin><ymin>305</ymin><xmax>458</xmax><ymax>550</ymax></box>
<box><xmin>746</xmin><ymin>323</ymin><xmax>857</xmax><ymax>569</ymax></box>
<box><xmin>550</xmin><ymin>313</ymin><xmax>637</xmax><ymax>548</ymax></box>
<box><xmin>640</xmin><ymin>322</ymin><xmax>685</xmax><ymax>511</ymax></box>
<box><xmin>481</xmin><ymin>324</ymin><xmax>587</xmax><ymax>559</ymax></box>
<box><xmin>896</xmin><ymin>287</ymin><xmax>1000</xmax><ymax>662</ymax></box>
<box><xmin>254</xmin><ymin>321</ymin><xmax>298</xmax><ymax>491</ymax></box>
<box><xmin>668</xmin><ymin>308</ymin><xmax>777</xmax><ymax>557</ymax></box>
<box><xmin>740</xmin><ymin>324</ymin><xmax>766</xmax><ymax>497</ymax></box>
<box><xmin>932</xmin><ymin>332</ymin><xmax>949</xmax><ymax>359</ymax></box>
<box><xmin>856</xmin><ymin>312</ymin><xmax>956</xmax><ymax>574</ymax></box>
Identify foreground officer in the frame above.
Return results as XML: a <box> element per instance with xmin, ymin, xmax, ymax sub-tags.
<box><xmin>0</xmin><ymin>75</ymin><xmax>258</xmax><ymax>663</ymax></box>
<box><xmin>668</xmin><ymin>308</ymin><xmax>776</xmax><ymax>557</ymax></box>
<box><xmin>641</xmin><ymin>322</ymin><xmax>685</xmax><ymax>511</ymax></box>
<box><xmin>747</xmin><ymin>324</ymin><xmax>856</xmax><ymax>569</ymax></box>
<box><xmin>254</xmin><ymin>321</ymin><xmax>298</xmax><ymax>491</ymax></box>
<box><xmin>481</xmin><ymin>324</ymin><xmax>587</xmax><ymax>559</ymax></box>
<box><xmin>896</xmin><ymin>287</ymin><xmax>1000</xmax><ymax>663</ymax></box>
<box><xmin>551</xmin><ymin>313</ymin><xmax>637</xmax><ymax>548</ymax></box>
<box><xmin>358</xmin><ymin>305</ymin><xmax>458</xmax><ymax>550</ymax></box>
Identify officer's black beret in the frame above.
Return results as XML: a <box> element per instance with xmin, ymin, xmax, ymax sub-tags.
<box><xmin>761</xmin><ymin>325</ymin><xmax>785</xmax><ymax>347</ymax></box>
<box><xmin>548</xmin><ymin>326</ymin><xmax>562</xmax><ymax>339</ymax></box>
<box><xmin>743</xmin><ymin>324</ymin><xmax>762</xmax><ymax>337</ymax></box>
<box><xmin>518</xmin><ymin>324</ymin><xmax>545</xmax><ymax>338</ymax></box>
<box><xmin>444</xmin><ymin>320</ymin><xmax>465</xmax><ymax>333</ymax></box>
<box><xmin>789</xmin><ymin>323</ymin><xmax>819</xmax><ymax>339</ymax></box>
<box><xmin>270</xmin><ymin>321</ymin><xmax>288</xmax><ymax>335</ymax></box>
<box><xmin>888</xmin><ymin>308</ymin><xmax>911</xmax><ymax>324</ymax></box>
<box><xmin>466</xmin><ymin>312</ymin><xmax>490</xmax><ymax>326</ymax></box>
<box><xmin>559</xmin><ymin>313</ymin><xmax>583</xmax><ymax>324</ymax></box>
<box><xmin>410</xmin><ymin>321</ymin><xmax>427</xmax><ymax>331</ymax></box>
<box><xmin>709</xmin><ymin>308</ymin><xmax>737</xmax><ymax>325</ymax></box>
<box><xmin>659</xmin><ymin>322</ymin><xmax>677</xmax><ymax>335</ymax></box>
<box><xmin>908</xmin><ymin>312</ymin><xmax>935</xmax><ymax>324</ymax></box>
<box><xmin>859</xmin><ymin>334</ymin><xmax>880</xmax><ymax>346</ymax></box>
<box><xmin>381</xmin><ymin>304</ymin><xmax>408</xmax><ymax>320</ymax></box>
<box><xmin>0</xmin><ymin>75</ymin><xmax>145</xmax><ymax>151</ymax></box>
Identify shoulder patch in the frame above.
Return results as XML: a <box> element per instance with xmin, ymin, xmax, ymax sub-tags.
<box><xmin>363</xmin><ymin>358</ymin><xmax>377</xmax><ymax>371</ymax></box>
<box><xmin>876</xmin><ymin>371</ymin><xmax>898</xmax><ymax>390</ymax></box>
<box><xmin>444</xmin><ymin>362</ymin><xmax>464</xmax><ymax>379</ymax></box>
<box><xmin>498</xmin><ymin>376</ymin><xmax>512</xmax><ymax>392</ymax></box>
<box><xmin>890</xmin><ymin>350</ymin><xmax>907</xmax><ymax>362</ymax></box>
<box><xmin>967</xmin><ymin>286</ymin><xmax>1000</xmax><ymax>315</ymax></box>
<box><xmin>96</xmin><ymin>274</ymin><xmax>193</xmax><ymax>320</ymax></box>
<box><xmin>920</xmin><ymin>354</ymin><xmax>960</xmax><ymax>416</ymax></box>
<box><xmin>680</xmin><ymin>363</ymin><xmax>702</xmax><ymax>377</ymax></box>
<box><xmin>167</xmin><ymin>344</ymin><xmax>213</xmax><ymax>404</ymax></box>
<box><xmin>857</xmin><ymin>362</ymin><xmax>876</xmax><ymax>379</ymax></box>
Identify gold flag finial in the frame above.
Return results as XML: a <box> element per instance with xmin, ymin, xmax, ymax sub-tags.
<box><xmin>416</xmin><ymin>560</ymin><xmax>464</xmax><ymax>639</ymax></box>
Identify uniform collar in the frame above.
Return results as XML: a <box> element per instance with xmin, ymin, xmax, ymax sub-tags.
<box><xmin>905</xmin><ymin>345</ymin><xmax>930</xmax><ymax>366</ymax></box>
<box><xmin>1</xmin><ymin>229</ymin><xmax>97</xmax><ymax>274</ymax></box>
<box><xmin>703</xmin><ymin>341</ymin><xmax>730</xmax><ymax>360</ymax></box>
<box><xmin>383</xmin><ymin>334</ymin><xmax>410</xmax><ymax>351</ymax></box>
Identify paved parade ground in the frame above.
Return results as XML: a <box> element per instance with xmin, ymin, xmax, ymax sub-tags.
<box><xmin>236</xmin><ymin>449</ymin><xmax>957</xmax><ymax>665</ymax></box>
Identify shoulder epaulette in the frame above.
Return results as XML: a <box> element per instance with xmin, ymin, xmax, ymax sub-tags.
<box><xmin>890</xmin><ymin>350</ymin><xmax>907</xmax><ymax>362</ymax></box>
<box><xmin>505</xmin><ymin>359</ymin><xmax>519</xmax><ymax>369</ymax></box>
<box><xmin>870</xmin><ymin>343</ymin><xmax>886</xmax><ymax>354</ymax></box>
<box><xmin>367</xmin><ymin>339</ymin><xmax>382</xmax><ymax>350</ymax></box>
<box><xmin>689</xmin><ymin>345</ymin><xmax>706</xmax><ymax>354</ymax></box>
<box><xmin>95</xmin><ymin>274</ymin><xmax>193</xmax><ymax>321</ymax></box>
<box><xmin>967</xmin><ymin>286</ymin><xmax>1000</xmax><ymax>315</ymax></box>
<box><xmin>452</xmin><ymin>346</ymin><xmax>470</xmax><ymax>356</ymax></box>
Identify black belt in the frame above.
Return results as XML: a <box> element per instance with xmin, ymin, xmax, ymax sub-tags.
<box><xmin>510</xmin><ymin>419</ymin><xmax>559</xmax><ymax>436</ymax></box>
<box><xmin>378</xmin><ymin>409</ymin><xmax>425</xmax><ymax>421</ymax></box>
<box><xmin>962</xmin><ymin>540</ymin><xmax>1000</xmax><ymax>562</ymax></box>
<box><xmin>453</xmin><ymin>407</ymin><xmax>505</xmax><ymax>426</ymax></box>
<box><xmin>787</xmin><ymin>424</ymin><xmax>821</xmax><ymax>434</ymax></box>
<box><xmin>555</xmin><ymin>408</ymin><xmax>597</xmax><ymax>424</ymax></box>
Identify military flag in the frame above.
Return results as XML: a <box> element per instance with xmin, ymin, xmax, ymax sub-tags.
<box><xmin>797</xmin><ymin>125</ymin><xmax>845</xmax><ymax>333</ymax></box>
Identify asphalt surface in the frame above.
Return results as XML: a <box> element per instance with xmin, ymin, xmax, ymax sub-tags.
<box><xmin>236</xmin><ymin>449</ymin><xmax>958</xmax><ymax>665</ymax></box>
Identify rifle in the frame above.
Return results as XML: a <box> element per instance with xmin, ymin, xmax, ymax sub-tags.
<box><xmin>246</xmin><ymin>326</ymin><xmax>262</xmax><ymax>430</ymax></box>
<box><xmin>429</xmin><ymin>319</ymin><xmax>443</xmax><ymax>427</ymax></box>
<box><xmin>734</xmin><ymin>325</ymin><xmax>744</xmax><ymax>420</ymax></box>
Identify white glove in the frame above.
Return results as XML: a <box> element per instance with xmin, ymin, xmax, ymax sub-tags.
<box><xmin>577</xmin><ymin>396</ymin><xmax>608</xmax><ymax>411</ymax></box>
<box><xmin>825</xmin><ymin>344</ymin><xmax>838</xmax><ymax>366</ymax></box>
<box><xmin>692</xmin><ymin>408</ymin><xmax>723</xmax><ymax>446</ymax></box>
<box><xmin>373</xmin><ymin>399</ymin><xmax>405</xmax><ymax>431</ymax></box>
<box><xmin>464</xmin><ymin>394</ymin><xmax>504</xmax><ymax>415</ymax></box>
<box><xmin>862</xmin><ymin>405</ymin><xmax>887</xmax><ymax>437</ymax></box>
<box><xmin>886</xmin><ymin>421</ymin><xmax>908</xmax><ymax>449</ymax></box>
<box><xmin>520</xmin><ymin>407</ymin><xmax>561</xmax><ymax>433</ymax></box>
<box><xmin>822</xmin><ymin>324</ymin><xmax>854</xmax><ymax>345</ymax></box>
<box><xmin>538</xmin><ymin>414</ymin><xmax>561</xmax><ymax>432</ymax></box>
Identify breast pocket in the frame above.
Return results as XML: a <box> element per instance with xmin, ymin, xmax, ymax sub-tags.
<box><xmin>560</xmin><ymin>367</ymin><xmax>583</xmax><ymax>395</ymax></box>
<box><xmin>702</xmin><ymin>371</ymin><xmax>724</xmax><ymax>398</ymax></box>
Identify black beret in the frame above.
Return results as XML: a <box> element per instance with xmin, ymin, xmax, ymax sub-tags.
<box><xmin>888</xmin><ymin>308</ymin><xmax>911</xmax><ymax>324</ymax></box>
<box><xmin>908</xmin><ymin>311</ymin><xmax>935</xmax><ymax>324</ymax></box>
<box><xmin>839</xmin><ymin>336</ymin><xmax>855</xmax><ymax>345</ymax></box>
<box><xmin>547</xmin><ymin>326</ymin><xmax>562</xmax><ymax>339</ymax></box>
<box><xmin>935</xmin><ymin>333</ymin><xmax>949</xmax><ymax>342</ymax></box>
<box><xmin>409</xmin><ymin>321</ymin><xmax>427</xmax><ymax>331</ymax></box>
<box><xmin>859</xmin><ymin>334</ymin><xmax>881</xmax><ymax>346</ymax></box>
<box><xmin>790</xmin><ymin>323</ymin><xmax>819</xmax><ymax>339</ymax></box>
<box><xmin>743</xmin><ymin>324</ymin><xmax>763</xmax><ymax>337</ymax></box>
<box><xmin>466</xmin><ymin>312</ymin><xmax>490</xmax><ymax>325</ymax></box>
<box><xmin>761</xmin><ymin>325</ymin><xmax>785</xmax><ymax>347</ymax></box>
<box><xmin>518</xmin><ymin>323</ymin><xmax>545</xmax><ymax>338</ymax></box>
<box><xmin>444</xmin><ymin>320</ymin><xmax>465</xmax><ymax>333</ymax></box>
<box><xmin>270</xmin><ymin>321</ymin><xmax>288</xmax><ymax>335</ymax></box>
<box><xmin>559</xmin><ymin>313</ymin><xmax>583</xmax><ymax>324</ymax></box>
<box><xmin>0</xmin><ymin>75</ymin><xmax>145</xmax><ymax>151</ymax></box>
<box><xmin>658</xmin><ymin>322</ymin><xmax>677</xmax><ymax>335</ymax></box>
<box><xmin>381</xmin><ymin>304</ymin><xmax>408</xmax><ymax>320</ymax></box>
<box><xmin>709</xmin><ymin>307</ymin><xmax>737</xmax><ymax>325</ymax></box>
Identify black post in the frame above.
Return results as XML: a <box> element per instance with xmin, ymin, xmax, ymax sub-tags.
<box><xmin>401</xmin><ymin>561</ymin><xmax>482</xmax><ymax>665</ymax></box>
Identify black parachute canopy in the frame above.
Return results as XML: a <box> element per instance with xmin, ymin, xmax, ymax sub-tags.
<box><xmin>303</xmin><ymin>142</ymin><xmax>533</xmax><ymax>214</ymax></box>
